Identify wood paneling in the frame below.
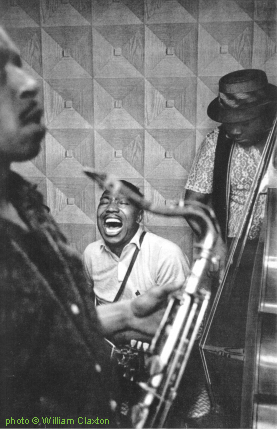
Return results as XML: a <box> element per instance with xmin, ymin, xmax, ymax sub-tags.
<box><xmin>5</xmin><ymin>0</ymin><xmax>276</xmax><ymax>259</ymax></box>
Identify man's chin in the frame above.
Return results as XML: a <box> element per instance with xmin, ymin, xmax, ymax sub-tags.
<box><xmin>14</xmin><ymin>128</ymin><xmax>45</xmax><ymax>162</ymax></box>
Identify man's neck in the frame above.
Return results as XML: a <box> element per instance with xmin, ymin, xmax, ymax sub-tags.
<box><xmin>106</xmin><ymin>225</ymin><xmax>140</xmax><ymax>258</ymax></box>
<box><xmin>0</xmin><ymin>162</ymin><xmax>29</xmax><ymax>231</ymax></box>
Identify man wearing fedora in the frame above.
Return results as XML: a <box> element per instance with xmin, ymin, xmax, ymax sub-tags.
<box><xmin>185</xmin><ymin>69</ymin><xmax>277</xmax><ymax>248</ymax></box>
<box><xmin>182</xmin><ymin>70</ymin><xmax>277</xmax><ymax>427</ymax></box>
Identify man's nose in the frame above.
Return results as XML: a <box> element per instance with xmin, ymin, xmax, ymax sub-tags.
<box><xmin>106</xmin><ymin>201</ymin><xmax>119</xmax><ymax>212</ymax></box>
<box><xmin>19</xmin><ymin>69</ymin><xmax>39</xmax><ymax>100</ymax></box>
<box><xmin>228</xmin><ymin>126</ymin><xmax>242</xmax><ymax>137</ymax></box>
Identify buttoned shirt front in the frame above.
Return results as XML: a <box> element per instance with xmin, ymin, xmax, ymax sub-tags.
<box><xmin>83</xmin><ymin>227</ymin><xmax>190</xmax><ymax>304</ymax></box>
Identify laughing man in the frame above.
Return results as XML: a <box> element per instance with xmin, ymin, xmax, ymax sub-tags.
<box><xmin>83</xmin><ymin>181</ymin><xmax>190</xmax><ymax>305</ymax></box>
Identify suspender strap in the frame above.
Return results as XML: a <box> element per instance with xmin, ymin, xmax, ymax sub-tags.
<box><xmin>113</xmin><ymin>231</ymin><xmax>147</xmax><ymax>302</ymax></box>
<box><xmin>212</xmin><ymin>126</ymin><xmax>233</xmax><ymax>241</ymax></box>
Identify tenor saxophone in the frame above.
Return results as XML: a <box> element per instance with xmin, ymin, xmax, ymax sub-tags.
<box><xmin>83</xmin><ymin>168</ymin><xmax>220</xmax><ymax>429</ymax></box>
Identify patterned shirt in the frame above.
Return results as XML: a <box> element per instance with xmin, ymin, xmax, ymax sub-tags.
<box><xmin>186</xmin><ymin>128</ymin><xmax>266</xmax><ymax>239</ymax></box>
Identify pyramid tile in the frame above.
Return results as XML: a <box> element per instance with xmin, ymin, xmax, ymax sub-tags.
<box><xmin>0</xmin><ymin>4</ymin><xmax>39</xmax><ymax>27</ymax></box>
<box><xmin>48</xmin><ymin>157</ymin><xmax>87</xmax><ymax>178</ymax></box>
<box><xmin>11</xmin><ymin>160</ymin><xmax>45</xmax><ymax>178</ymax></box>
<box><xmin>198</xmin><ymin>25</ymin><xmax>244</xmax><ymax>76</ymax></box>
<box><xmin>145</xmin><ymin>78</ymin><xmax>196</xmax><ymax>128</ymax></box>
<box><xmin>45</xmin><ymin>133</ymin><xmax>67</xmax><ymax>175</ymax></box>
<box><xmin>252</xmin><ymin>22</ymin><xmax>276</xmax><ymax>73</ymax></box>
<box><xmin>47</xmin><ymin>129</ymin><xmax>94</xmax><ymax>168</ymax></box>
<box><xmin>146</xmin><ymin>129</ymin><xmax>196</xmax><ymax>171</ymax></box>
<box><xmin>142</xmin><ymin>180</ymin><xmax>186</xmax><ymax>227</ymax></box>
<box><xmin>94</xmin><ymin>78</ymin><xmax>144</xmax><ymax>128</ymax></box>
<box><xmin>44</xmin><ymin>81</ymin><xmax>93</xmax><ymax>129</ymax></box>
<box><xmin>19</xmin><ymin>1</ymin><xmax>40</xmax><ymax>25</ymax></box>
<box><xmin>46</xmin><ymin>107</ymin><xmax>93</xmax><ymax>129</ymax></box>
<box><xmin>93</xmin><ymin>26</ymin><xmax>144</xmax><ymax>76</ymax></box>
<box><xmin>96</xmin><ymin>130</ymin><xmax>144</xmax><ymax>175</ymax></box>
<box><xmin>145</xmin><ymin>0</ymin><xmax>196</xmax><ymax>23</ymax></box>
<box><xmin>92</xmin><ymin>0</ymin><xmax>143</xmax><ymax>25</ymax></box>
<box><xmin>42</xmin><ymin>27</ymin><xmax>92</xmax><ymax>78</ymax></box>
<box><xmin>6</xmin><ymin>28</ymin><xmax>42</xmax><ymax>75</ymax></box>
<box><xmin>201</xmin><ymin>21</ymin><xmax>253</xmax><ymax>45</ymax></box>
<box><xmin>58</xmin><ymin>224</ymin><xmax>96</xmax><ymax>254</ymax></box>
<box><xmin>199</xmin><ymin>0</ymin><xmax>252</xmax><ymax>22</ymax></box>
<box><xmin>94</xmin><ymin>132</ymin><xmax>144</xmax><ymax>178</ymax></box>
<box><xmin>145</xmin><ymin>25</ymin><xmax>197</xmax><ymax>76</ymax></box>
<box><xmin>197</xmin><ymin>77</ymin><xmax>221</xmax><ymax>127</ymax></box>
<box><xmin>96</xmin><ymin>108</ymin><xmax>143</xmax><ymax>129</ymax></box>
<box><xmin>93</xmin><ymin>30</ymin><xmax>143</xmax><ymax>78</ymax></box>
<box><xmin>145</xmin><ymin>131</ymin><xmax>189</xmax><ymax>179</ymax></box>
<box><xmin>47</xmin><ymin>177</ymin><xmax>95</xmax><ymax>220</ymax></box>
<box><xmin>46</xmin><ymin>78</ymin><xmax>93</xmax><ymax>123</ymax></box>
<box><xmin>40</xmin><ymin>0</ymin><xmax>91</xmax><ymax>26</ymax></box>
<box><xmin>53</xmin><ymin>203</ymin><xmax>94</xmax><ymax>225</ymax></box>
<box><xmin>254</xmin><ymin>0</ymin><xmax>277</xmax><ymax>21</ymax></box>
<box><xmin>94</xmin><ymin>132</ymin><xmax>115</xmax><ymax>170</ymax></box>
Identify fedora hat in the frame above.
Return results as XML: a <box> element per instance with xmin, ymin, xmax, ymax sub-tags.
<box><xmin>207</xmin><ymin>69</ymin><xmax>277</xmax><ymax>123</ymax></box>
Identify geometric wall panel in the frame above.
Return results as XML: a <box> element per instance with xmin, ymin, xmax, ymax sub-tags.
<box><xmin>196</xmin><ymin>76</ymin><xmax>221</xmax><ymax>128</ymax></box>
<box><xmin>6</xmin><ymin>27</ymin><xmax>42</xmax><ymax>75</ymax></box>
<box><xmin>199</xmin><ymin>0</ymin><xmax>253</xmax><ymax>22</ymax></box>
<box><xmin>40</xmin><ymin>0</ymin><xmax>91</xmax><ymax>27</ymax></box>
<box><xmin>146</xmin><ymin>24</ymin><xmax>198</xmax><ymax>76</ymax></box>
<box><xmin>198</xmin><ymin>22</ymin><xmax>253</xmax><ymax>75</ymax></box>
<box><xmin>145</xmin><ymin>78</ymin><xmax>196</xmax><ymax>128</ymax></box>
<box><xmin>94</xmin><ymin>78</ymin><xmax>144</xmax><ymax>128</ymax></box>
<box><xmin>41</xmin><ymin>26</ymin><xmax>92</xmax><ymax>78</ymax></box>
<box><xmin>92</xmin><ymin>0</ymin><xmax>144</xmax><ymax>25</ymax></box>
<box><xmin>252</xmin><ymin>21</ymin><xmax>277</xmax><ymax>75</ymax></box>
<box><xmin>94</xmin><ymin>130</ymin><xmax>144</xmax><ymax>179</ymax></box>
<box><xmin>145</xmin><ymin>0</ymin><xmax>197</xmax><ymax>23</ymax></box>
<box><xmin>0</xmin><ymin>1</ymin><xmax>40</xmax><ymax>27</ymax></box>
<box><xmin>95</xmin><ymin>129</ymin><xmax>144</xmax><ymax>175</ymax></box>
<box><xmin>10</xmin><ymin>0</ymin><xmax>277</xmax><ymax>258</ymax></box>
<box><xmin>93</xmin><ymin>25</ymin><xmax>144</xmax><ymax>77</ymax></box>
<box><xmin>43</xmin><ymin>80</ymin><xmax>93</xmax><ymax>129</ymax></box>
<box><xmin>58</xmin><ymin>224</ymin><xmax>96</xmax><ymax>254</ymax></box>
<box><xmin>254</xmin><ymin>0</ymin><xmax>277</xmax><ymax>21</ymax></box>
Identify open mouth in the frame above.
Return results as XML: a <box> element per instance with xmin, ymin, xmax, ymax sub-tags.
<box><xmin>104</xmin><ymin>217</ymin><xmax>123</xmax><ymax>236</ymax></box>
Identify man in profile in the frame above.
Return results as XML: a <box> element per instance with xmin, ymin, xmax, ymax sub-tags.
<box><xmin>0</xmin><ymin>26</ymin><xmax>177</xmax><ymax>427</ymax></box>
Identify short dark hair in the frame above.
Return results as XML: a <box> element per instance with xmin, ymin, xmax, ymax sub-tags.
<box><xmin>120</xmin><ymin>180</ymin><xmax>144</xmax><ymax>198</ymax></box>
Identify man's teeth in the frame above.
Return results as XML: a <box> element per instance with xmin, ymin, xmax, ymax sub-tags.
<box><xmin>104</xmin><ymin>218</ymin><xmax>123</xmax><ymax>236</ymax></box>
<box><xmin>105</xmin><ymin>218</ymin><xmax>122</xmax><ymax>227</ymax></box>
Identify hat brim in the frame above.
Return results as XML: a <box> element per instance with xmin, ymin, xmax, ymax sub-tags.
<box><xmin>207</xmin><ymin>83</ymin><xmax>277</xmax><ymax>123</ymax></box>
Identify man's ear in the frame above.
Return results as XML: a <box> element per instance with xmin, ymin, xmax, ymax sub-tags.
<box><xmin>136</xmin><ymin>210</ymin><xmax>143</xmax><ymax>223</ymax></box>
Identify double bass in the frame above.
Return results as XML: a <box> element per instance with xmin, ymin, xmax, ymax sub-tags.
<box><xmin>200</xmin><ymin>116</ymin><xmax>277</xmax><ymax>428</ymax></box>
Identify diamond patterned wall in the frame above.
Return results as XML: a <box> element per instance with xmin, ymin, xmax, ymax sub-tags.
<box><xmin>4</xmin><ymin>0</ymin><xmax>276</xmax><ymax>261</ymax></box>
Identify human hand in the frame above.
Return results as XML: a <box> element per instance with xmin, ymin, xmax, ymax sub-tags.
<box><xmin>126</xmin><ymin>284</ymin><xmax>177</xmax><ymax>340</ymax></box>
<box><xmin>208</xmin><ymin>234</ymin><xmax>227</xmax><ymax>282</ymax></box>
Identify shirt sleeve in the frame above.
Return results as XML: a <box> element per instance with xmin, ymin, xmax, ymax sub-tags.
<box><xmin>156</xmin><ymin>242</ymin><xmax>190</xmax><ymax>292</ymax></box>
<box><xmin>185</xmin><ymin>127</ymin><xmax>219</xmax><ymax>194</ymax></box>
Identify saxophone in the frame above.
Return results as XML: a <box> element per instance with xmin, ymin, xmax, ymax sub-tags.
<box><xmin>84</xmin><ymin>168</ymin><xmax>220</xmax><ymax>428</ymax></box>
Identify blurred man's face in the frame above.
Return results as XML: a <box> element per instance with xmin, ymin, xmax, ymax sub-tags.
<box><xmin>97</xmin><ymin>190</ymin><xmax>141</xmax><ymax>252</ymax></box>
<box><xmin>0</xmin><ymin>27</ymin><xmax>45</xmax><ymax>164</ymax></box>
<box><xmin>223</xmin><ymin>115</ymin><xmax>268</xmax><ymax>147</ymax></box>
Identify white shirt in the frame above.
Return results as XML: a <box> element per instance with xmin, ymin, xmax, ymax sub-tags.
<box><xmin>83</xmin><ymin>227</ymin><xmax>190</xmax><ymax>303</ymax></box>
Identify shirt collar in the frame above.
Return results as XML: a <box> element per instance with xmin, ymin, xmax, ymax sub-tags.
<box><xmin>99</xmin><ymin>225</ymin><xmax>145</xmax><ymax>253</ymax></box>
